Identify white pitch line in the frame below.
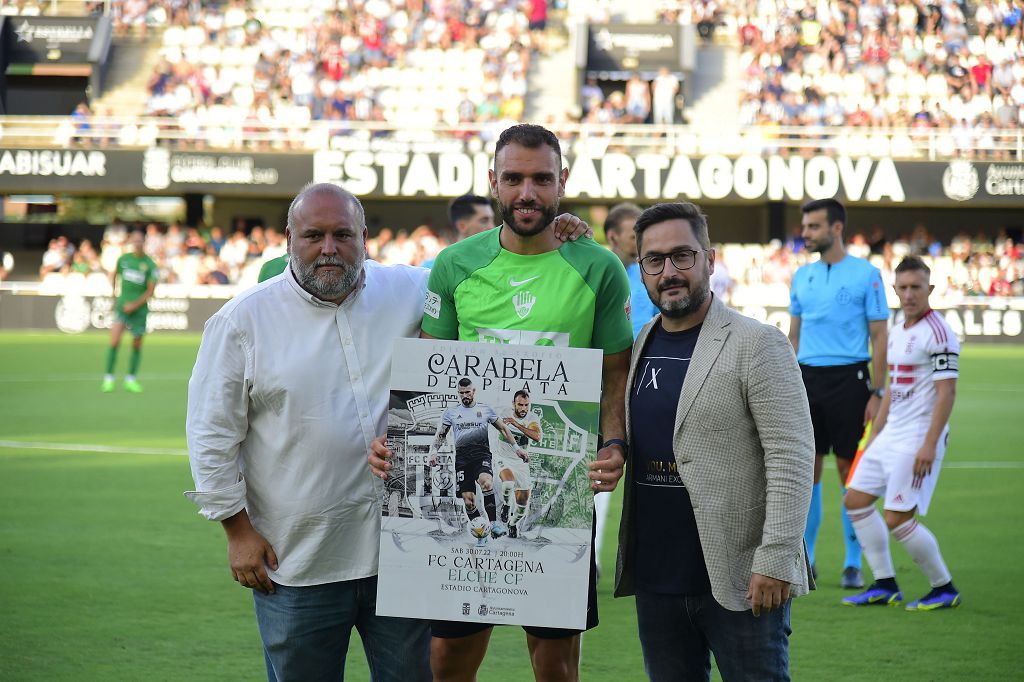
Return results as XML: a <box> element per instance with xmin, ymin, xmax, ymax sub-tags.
<box><xmin>943</xmin><ymin>461</ymin><xmax>1024</xmax><ymax>469</ymax></box>
<box><xmin>0</xmin><ymin>440</ymin><xmax>1022</xmax><ymax>469</ymax></box>
<box><xmin>0</xmin><ymin>374</ymin><xmax>189</xmax><ymax>383</ymax></box>
<box><xmin>0</xmin><ymin>440</ymin><xmax>188</xmax><ymax>456</ymax></box>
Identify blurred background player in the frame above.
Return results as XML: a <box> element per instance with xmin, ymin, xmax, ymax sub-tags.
<box><xmin>420</xmin><ymin>194</ymin><xmax>495</xmax><ymax>269</ymax></box>
<box><xmin>495</xmin><ymin>389</ymin><xmax>542</xmax><ymax>539</ymax></box>
<box><xmin>604</xmin><ymin>202</ymin><xmax>658</xmax><ymax>338</ymax></box>
<box><xmin>432</xmin><ymin>378</ymin><xmax>527</xmax><ymax>544</ymax></box>
<box><xmin>843</xmin><ymin>256</ymin><xmax>961</xmax><ymax>610</ymax></box>
<box><xmin>257</xmin><ymin>251</ymin><xmax>288</xmax><ymax>282</ymax></box>
<box><xmin>599</xmin><ymin>201</ymin><xmax>657</xmax><ymax>577</ymax></box>
<box><xmin>102</xmin><ymin>230</ymin><xmax>158</xmax><ymax>393</ymax></box>
<box><xmin>789</xmin><ymin>198</ymin><xmax>889</xmax><ymax>588</ymax></box>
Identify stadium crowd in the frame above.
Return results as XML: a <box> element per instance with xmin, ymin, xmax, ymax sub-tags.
<box><xmin>132</xmin><ymin>0</ymin><xmax>546</xmax><ymax>138</ymax></box>
<box><xmin>722</xmin><ymin>0</ymin><xmax>1024</xmax><ymax>147</ymax></box>
<box><xmin>29</xmin><ymin>216</ymin><xmax>1022</xmax><ymax>302</ymax></box>
<box><xmin>32</xmin><ymin>216</ymin><xmax>450</xmax><ymax>290</ymax></box>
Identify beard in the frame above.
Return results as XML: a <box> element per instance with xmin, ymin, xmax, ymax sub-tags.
<box><xmin>498</xmin><ymin>200</ymin><xmax>558</xmax><ymax>237</ymax></box>
<box><xmin>808</xmin><ymin>233</ymin><xmax>834</xmax><ymax>254</ymax></box>
<box><xmin>653</xmin><ymin>275</ymin><xmax>711</xmax><ymax>320</ymax></box>
<box><xmin>291</xmin><ymin>251</ymin><xmax>364</xmax><ymax>302</ymax></box>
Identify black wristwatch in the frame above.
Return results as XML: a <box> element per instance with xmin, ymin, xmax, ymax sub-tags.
<box><xmin>602</xmin><ymin>438</ymin><xmax>629</xmax><ymax>453</ymax></box>
<box><xmin>870</xmin><ymin>387</ymin><xmax>884</xmax><ymax>398</ymax></box>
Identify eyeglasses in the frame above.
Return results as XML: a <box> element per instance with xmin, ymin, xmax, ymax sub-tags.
<box><xmin>639</xmin><ymin>249</ymin><xmax>705</xmax><ymax>276</ymax></box>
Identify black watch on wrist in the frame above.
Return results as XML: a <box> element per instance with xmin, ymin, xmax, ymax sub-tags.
<box><xmin>871</xmin><ymin>387</ymin><xmax>884</xmax><ymax>398</ymax></box>
<box><xmin>602</xmin><ymin>438</ymin><xmax>628</xmax><ymax>453</ymax></box>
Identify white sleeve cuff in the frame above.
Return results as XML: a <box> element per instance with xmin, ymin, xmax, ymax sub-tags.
<box><xmin>184</xmin><ymin>478</ymin><xmax>247</xmax><ymax>521</ymax></box>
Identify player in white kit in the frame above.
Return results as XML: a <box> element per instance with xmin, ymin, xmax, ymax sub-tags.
<box><xmin>493</xmin><ymin>390</ymin><xmax>542</xmax><ymax>538</ymax></box>
<box><xmin>843</xmin><ymin>257</ymin><xmax>962</xmax><ymax>610</ymax></box>
<box><xmin>433</xmin><ymin>378</ymin><xmax>527</xmax><ymax>543</ymax></box>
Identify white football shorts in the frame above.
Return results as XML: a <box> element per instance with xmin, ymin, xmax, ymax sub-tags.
<box><xmin>847</xmin><ymin>425</ymin><xmax>948</xmax><ymax>516</ymax></box>
<box><xmin>495</xmin><ymin>442</ymin><xmax>532</xmax><ymax>490</ymax></box>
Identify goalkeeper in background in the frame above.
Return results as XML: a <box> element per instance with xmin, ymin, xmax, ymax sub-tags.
<box><xmin>102</xmin><ymin>230</ymin><xmax>158</xmax><ymax>393</ymax></box>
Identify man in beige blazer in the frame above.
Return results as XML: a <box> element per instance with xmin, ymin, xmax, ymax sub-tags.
<box><xmin>613</xmin><ymin>202</ymin><xmax>815</xmax><ymax>682</ymax></box>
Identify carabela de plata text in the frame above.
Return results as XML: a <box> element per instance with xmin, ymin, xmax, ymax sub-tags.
<box><xmin>426</xmin><ymin>353</ymin><xmax>570</xmax><ymax>396</ymax></box>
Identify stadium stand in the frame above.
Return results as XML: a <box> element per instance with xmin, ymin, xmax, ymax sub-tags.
<box><xmin>27</xmin><ymin>216</ymin><xmax>1021</xmax><ymax>306</ymax></box>
<box><xmin>722</xmin><ymin>0</ymin><xmax>1024</xmax><ymax>152</ymax></box>
<box><xmin>140</xmin><ymin>0</ymin><xmax>539</xmax><ymax>134</ymax></box>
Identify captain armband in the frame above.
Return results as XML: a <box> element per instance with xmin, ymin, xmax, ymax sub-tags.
<box><xmin>931</xmin><ymin>352</ymin><xmax>959</xmax><ymax>372</ymax></box>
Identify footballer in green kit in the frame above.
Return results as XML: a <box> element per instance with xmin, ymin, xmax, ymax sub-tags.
<box><xmin>369</xmin><ymin>126</ymin><xmax>633</xmax><ymax>677</ymax></box>
<box><xmin>102</xmin><ymin>230</ymin><xmax>158</xmax><ymax>393</ymax></box>
<box><xmin>417</xmin><ymin>124</ymin><xmax>633</xmax><ymax>681</ymax></box>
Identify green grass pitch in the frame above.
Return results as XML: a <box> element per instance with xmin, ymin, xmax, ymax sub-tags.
<box><xmin>1</xmin><ymin>332</ymin><xmax>1021</xmax><ymax>680</ymax></box>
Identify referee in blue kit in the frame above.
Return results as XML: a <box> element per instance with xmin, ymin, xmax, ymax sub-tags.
<box><xmin>788</xmin><ymin>198</ymin><xmax>889</xmax><ymax>589</ymax></box>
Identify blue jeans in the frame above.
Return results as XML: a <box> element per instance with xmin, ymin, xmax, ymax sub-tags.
<box><xmin>253</xmin><ymin>576</ymin><xmax>430</xmax><ymax>682</ymax></box>
<box><xmin>635</xmin><ymin>591</ymin><xmax>791</xmax><ymax>682</ymax></box>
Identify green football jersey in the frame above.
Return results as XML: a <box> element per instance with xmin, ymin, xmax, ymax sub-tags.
<box><xmin>258</xmin><ymin>254</ymin><xmax>289</xmax><ymax>282</ymax></box>
<box><xmin>115</xmin><ymin>252</ymin><xmax>158</xmax><ymax>307</ymax></box>
<box><xmin>422</xmin><ymin>228</ymin><xmax>632</xmax><ymax>354</ymax></box>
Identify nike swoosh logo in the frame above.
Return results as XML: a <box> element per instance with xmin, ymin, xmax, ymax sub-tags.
<box><xmin>509</xmin><ymin>276</ymin><xmax>539</xmax><ymax>287</ymax></box>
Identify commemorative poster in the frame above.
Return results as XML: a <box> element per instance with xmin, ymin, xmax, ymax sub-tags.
<box><xmin>375</xmin><ymin>338</ymin><xmax>603</xmax><ymax>629</ymax></box>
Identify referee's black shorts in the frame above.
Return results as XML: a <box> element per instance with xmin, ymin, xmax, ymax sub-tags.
<box><xmin>799</xmin><ymin>361</ymin><xmax>872</xmax><ymax>459</ymax></box>
<box><xmin>430</xmin><ymin>511</ymin><xmax>600</xmax><ymax>640</ymax></box>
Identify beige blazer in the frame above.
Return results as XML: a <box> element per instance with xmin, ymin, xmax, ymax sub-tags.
<box><xmin>614</xmin><ymin>296</ymin><xmax>815</xmax><ymax>611</ymax></box>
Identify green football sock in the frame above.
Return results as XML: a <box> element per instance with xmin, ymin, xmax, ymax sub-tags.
<box><xmin>128</xmin><ymin>347</ymin><xmax>142</xmax><ymax>376</ymax></box>
<box><xmin>105</xmin><ymin>346</ymin><xmax>118</xmax><ymax>375</ymax></box>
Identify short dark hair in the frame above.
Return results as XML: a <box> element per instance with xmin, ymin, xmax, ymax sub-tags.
<box><xmin>605</xmin><ymin>203</ymin><xmax>643</xmax><ymax>236</ymax></box>
<box><xmin>801</xmin><ymin>198</ymin><xmax>846</xmax><ymax>229</ymax></box>
<box><xmin>895</xmin><ymin>255</ymin><xmax>931</xmax><ymax>278</ymax></box>
<box><xmin>458</xmin><ymin>378</ymin><xmax>473</xmax><ymax>388</ymax></box>
<box><xmin>448</xmin><ymin>195</ymin><xmax>491</xmax><ymax>227</ymax></box>
<box><xmin>494</xmin><ymin>124</ymin><xmax>562</xmax><ymax>170</ymax></box>
<box><xmin>513</xmin><ymin>390</ymin><xmax>530</xmax><ymax>401</ymax></box>
<box><xmin>633</xmin><ymin>202</ymin><xmax>711</xmax><ymax>253</ymax></box>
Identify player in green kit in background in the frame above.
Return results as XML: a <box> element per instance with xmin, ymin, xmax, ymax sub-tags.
<box><xmin>258</xmin><ymin>253</ymin><xmax>288</xmax><ymax>282</ymax></box>
<box><xmin>102</xmin><ymin>230</ymin><xmax>158</xmax><ymax>392</ymax></box>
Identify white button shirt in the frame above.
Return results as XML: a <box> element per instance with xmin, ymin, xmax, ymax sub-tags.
<box><xmin>185</xmin><ymin>261</ymin><xmax>428</xmax><ymax>586</ymax></box>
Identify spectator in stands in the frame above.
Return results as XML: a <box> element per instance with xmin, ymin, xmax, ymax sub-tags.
<box><xmin>71</xmin><ymin>239</ymin><xmax>103</xmax><ymax>274</ymax></box>
<box><xmin>581</xmin><ymin>76</ymin><xmax>604</xmax><ymax>117</ymax></box>
<box><xmin>198</xmin><ymin>254</ymin><xmax>231</xmax><ymax>285</ymax></box>
<box><xmin>207</xmin><ymin>226</ymin><xmax>226</xmax><ymax>255</ymax></box>
<box><xmin>1</xmin><ymin>249</ymin><xmax>14</xmax><ymax>281</ymax></box>
<box><xmin>652</xmin><ymin>67</ymin><xmax>680</xmax><ymax>125</ymax></box>
<box><xmin>164</xmin><ymin>222</ymin><xmax>185</xmax><ymax>258</ymax></box>
<box><xmin>104</xmin><ymin>217</ymin><xmax>128</xmax><ymax>249</ymax></box>
<box><xmin>40</xmin><ymin>237</ymin><xmax>72</xmax><ymax>278</ymax></box>
<box><xmin>625</xmin><ymin>73</ymin><xmax>652</xmax><ymax>123</ymax></box>
<box><xmin>71</xmin><ymin>102</ymin><xmax>93</xmax><ymax>145</ymax></box>
<box><xmin>184</xmin><ymin>227</ymin><xmax>207</xmax><ymax>256</ymax></box>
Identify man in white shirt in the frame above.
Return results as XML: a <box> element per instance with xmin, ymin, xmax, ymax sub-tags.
<box><xmin>185</xmin><ymin>183</ymin><xmax>431</xmax><ymax>681</ymax></box>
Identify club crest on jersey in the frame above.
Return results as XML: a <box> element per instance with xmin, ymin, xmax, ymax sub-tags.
<box><xmin>513</xmin><ymin>291</ymin><xmax>536</xmax><ymax>319</ymax></box>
